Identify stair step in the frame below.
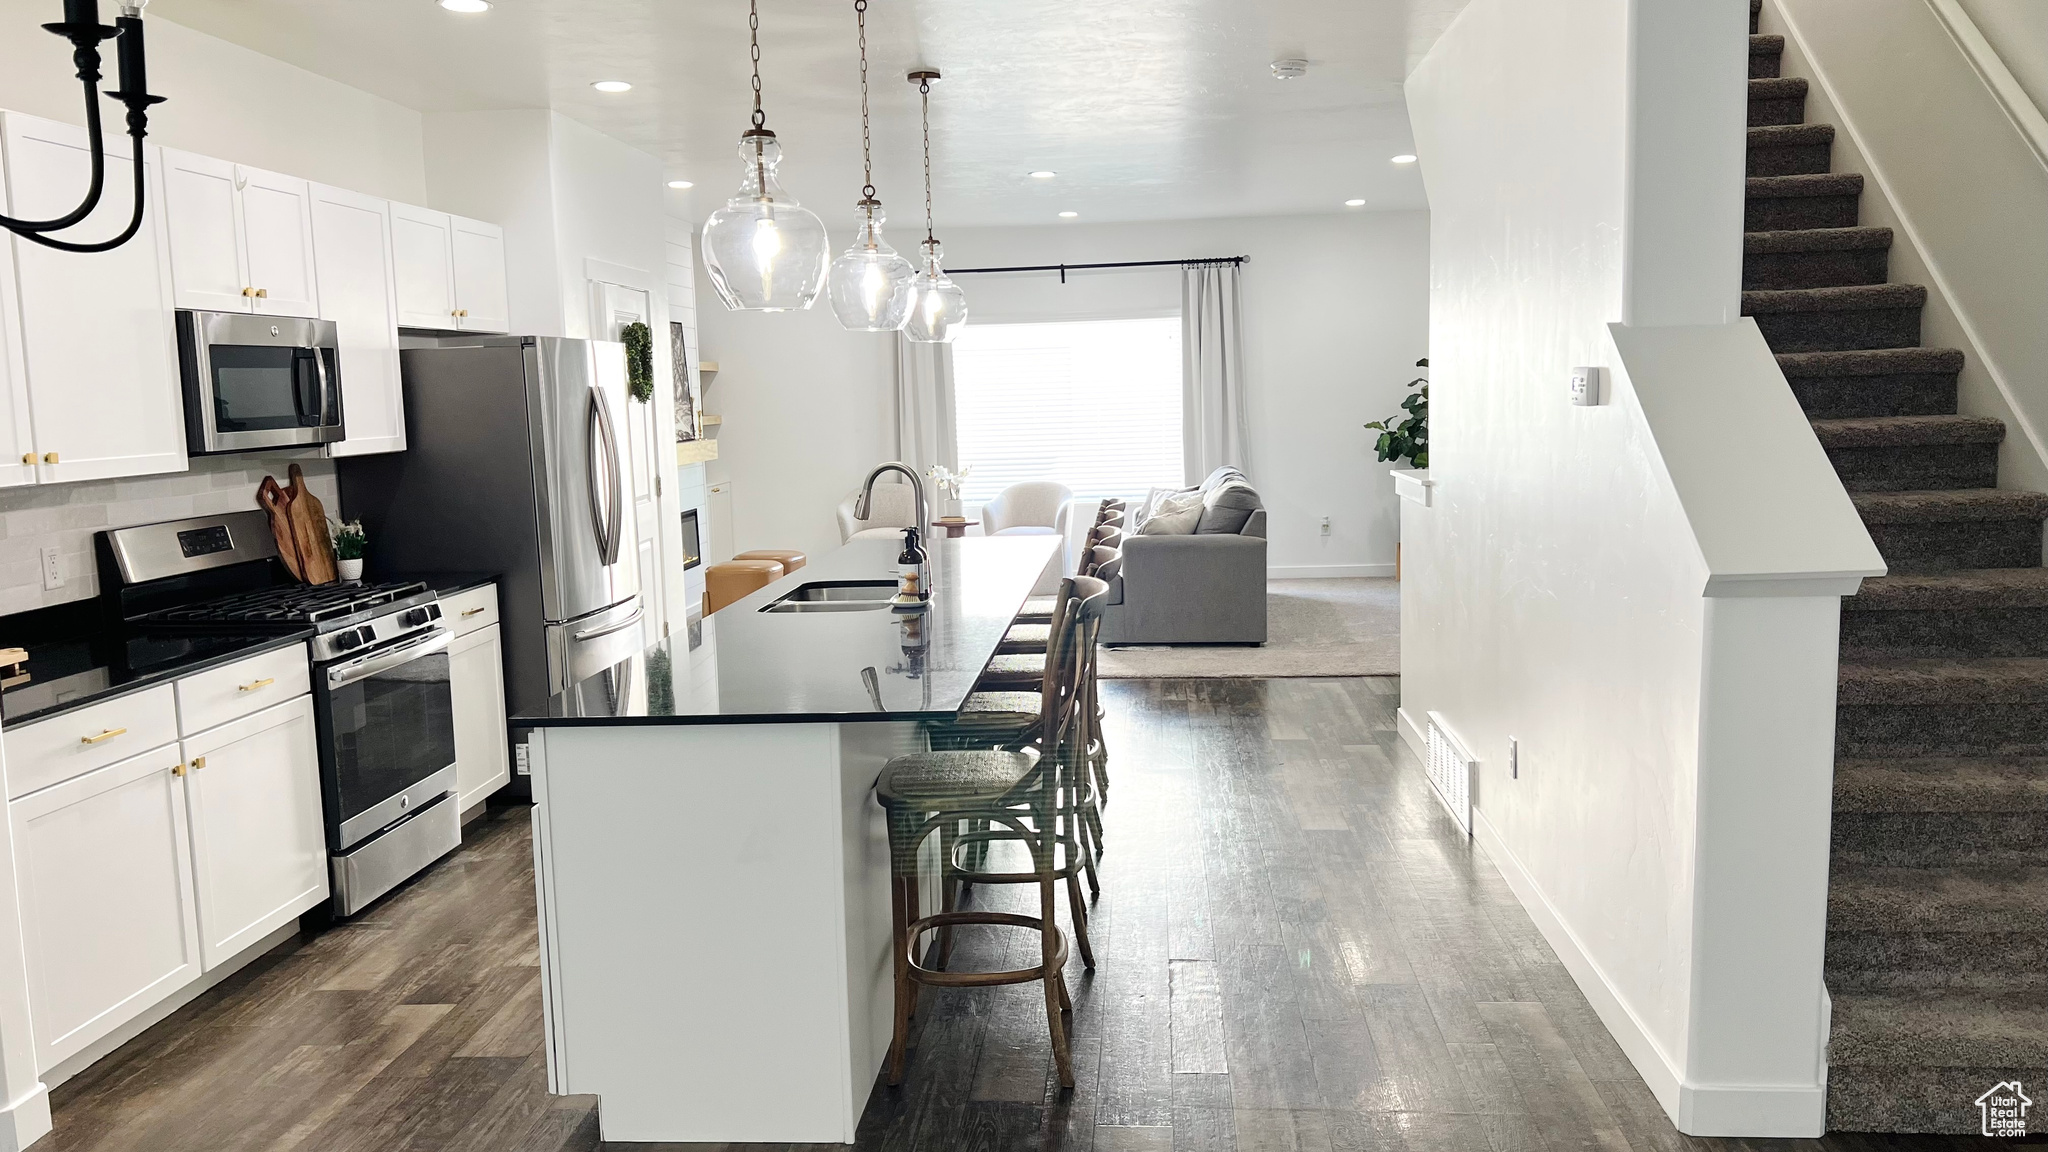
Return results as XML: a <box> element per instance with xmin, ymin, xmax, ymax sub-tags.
<box><xmin>1745</xmin><ymin>283</ymin><xmax>1924</xmax><ymax>352</ymax></box>
<box><xmin>1844</xmin><ymin>569</ymin><xmax>2048</xmax><ymax>658</ymax></box>
<box><xmin>1834</xmin><ymin>757</ymin><xmax>2048</xmax><ymax>814</ymax></box>
<box><xmin>1811</xmin><ymin>414</ymin><xmax>2001</xmax><ymax>449</ymax></box>
<box><xmin>1854</xmin><ymin>489</ymin><xmax>2048</xmax><ymax>574</ymax></box>
<box><xmin>1831</xmin><ymin>864</ymin><xmax>2048</xmax><ymax>935</ymax></box>
<box><xmin>1813</xmin><ymin>415</ymin><xmax>2001</xmax><ymax>492</ymax></box>
<box><xmin>1837</xmin><ymin>657</ymin><xmax>2048</xmax><ymax>756</ymax></box>
<box><xmin>1750</xmin><ymin>33</ymin><xmax>1785</xmax><ymax>79</ymax></box>
<box><xmin>1853</xmin><ymin>487</ymin><xmax>2048</xmax><ymax>525</ymax></box>
<box><xmin>1829</xmin><ymin>1062</ymin><xmax>2045</xmax><ymax>1134</ymax></box>
<box><xmin>1743</xmin><ymin>226</ymin><xmax>1890</xmax><ymax>289</ymax></box>
<box><xmin>1746</xmin><ymin>171</ymin><xmax>1862</xmax><ymax>230</ymax></box>
<box><xmin>1779</xmin><ymin>348</ymin><xmax>1962</xmax><ymax>419</ymax></box>
<box><xmin>1749</xmin><ymin>76</ymin><xmax>1809</xmax><ymax>125</ymax></box>
<box><xmin>1748</xmin><ymin>123</ymin><xmax>1835</xmax><ymax>178</ymax></box>
<box><xmin>1829</xmin><ymin>986</ymin><xmax>2048</xmax><ymax>1068</ymax></box>
<box><xmin>1838</xmin><ymin>656</ymin><xmax>2048</xmax><ymax>707</ymax></box>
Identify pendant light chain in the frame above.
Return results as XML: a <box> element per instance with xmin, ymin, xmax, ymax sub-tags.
<box><xmin>856</xmin><ymin>0</ymin><xmax>874</xmax><ymax>201</ymax></box>
<box><xmin>919</xmin><ymin>76</ymin><xmax>935</xmax><ymax>245</ymax></box>
<box><xmin>748</xmin><ymin>0</ymin><xmax>765</xmax><ymax>130</ymax></box>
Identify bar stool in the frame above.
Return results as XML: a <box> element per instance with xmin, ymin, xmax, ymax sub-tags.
<box><xmin>874</xmin><ymin>576</ymin><xmax>1107</xmax><ymax>1089</ymax></box>
<box><xmin>1018</xmin><ymin>508</ymin><xmax>1124</xmax><ymax>624</ymax></box>
<box><xmin>734</xmin><ymin>548</ymin><xmax>807</xmax><ymax>574</ymax></box>
<box><xmin>704</xmin><ymin>559</ymin><xmax>784</xmax><ymax>615</ymax></box>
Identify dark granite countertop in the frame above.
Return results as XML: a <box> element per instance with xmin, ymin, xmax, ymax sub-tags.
<box><xmin>0</xmin><ymin>600</ymin><xmax>314</xmax><ymax>730</ymax></box>
<box><xmin>516</xmin><ymin>535</ymin><xmax>1061</xmax><ymax>727</ymax></box>
<box><xmin>372</xmin><ymin>570</ymin><xmax>499</xmax><ymax>598</ymax></box>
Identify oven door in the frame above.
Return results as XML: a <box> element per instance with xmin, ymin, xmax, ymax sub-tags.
<box><xmin>177</xmin><ymin>310</ymin><xmax>345</xmax><ymax>454</ymax></box>
<box><xmin>316</xmin><ymin>628</ymin><xmax>456</xmax><ymax>851</ymax></box>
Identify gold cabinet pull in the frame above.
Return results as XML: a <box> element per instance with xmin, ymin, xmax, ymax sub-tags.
<box><xmin>242</xmin><ymin>287</ymin><xmax>257</xmax><ymax>297</ymax></box>
<box><xmin>171</xmin><ymin>762</ymin><xmax>185</xmax><ymax>777</ymax></box>
<box><xmin>42</xmin><ymin>452</ymin><xmax>57</xmax><ymax>465</ymax></box>
<box><xmin>191</xmin><ymin>756</ymin><xmax>207</xmax><ymax>770</ymax></box>
<box><xmin>457</xmin><ymin>309</ymin><xmax>468</xmax><ymax>317</ymax></box>
<box><xmin>238</xmin><ymin>677</ymin><xmax>276</xmax><ymax>693</ymax></box>
<box><xmin>460</xmin><ymin>607</ymin><xmax>486</xmax><ymax>618</ymax></box>
<box><xmin>80</xmin><ymin>727</ymin><xmax>127</xmax><ymax>745</ymax></box>
<box><xmin>255</xmin><ymin>288</ymin><xmax>268</xmax><ymax>298</ymax></box>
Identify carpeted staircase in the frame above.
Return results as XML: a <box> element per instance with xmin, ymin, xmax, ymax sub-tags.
<box><xmin>1746</xmin><ymin>2</ymin><xmax>2048</xmax><ymax>1133</ymax></box>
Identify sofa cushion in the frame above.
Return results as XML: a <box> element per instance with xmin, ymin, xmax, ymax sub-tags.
<box><xmin>1137</xmin><ymin>484</ymin><xmax>1193</xmax><ymax>524</ymax></box>
<box><xmin>1138</xmin><ymin>489</ymin><xmax>1205</xmax><ymax>534</ymax></box>
<box><xmin>1196</xmin><ymin>479</ymin><xmax>1262</xmax><ymax>534</ymax></box>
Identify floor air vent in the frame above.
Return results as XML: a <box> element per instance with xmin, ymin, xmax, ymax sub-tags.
<box><xmin>1424</xmin><ymin>712</ymin><xmax>1476</xmax><ymax>836</ymax></box>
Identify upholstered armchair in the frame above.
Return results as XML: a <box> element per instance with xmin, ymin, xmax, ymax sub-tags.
<box><xmin>980</xmin><ymin>481</ymin><xmax>1072</xmax><ymax>537</ymax></box>
<box><xmin>835</xmin><ymin>483</ymin><xmax>920</xmax><ymax>542</ymax></box>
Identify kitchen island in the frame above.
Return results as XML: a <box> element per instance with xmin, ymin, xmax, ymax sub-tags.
<box><xmin>514</xmin><ymin>535</ymin><xmax>1062</xmax><ymax>1145</ymax></box>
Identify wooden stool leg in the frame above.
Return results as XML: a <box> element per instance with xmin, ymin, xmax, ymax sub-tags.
<box><xmin>887</xmin><ymin>875</ymin><xmax>914</xmax><ymax>1085</ymax></box>
<box><xmin>1065</xmin><ymin>864</ymin><xmax>1096</xmax><ymax>970</ymax></box>
<box><xmin>1040</xmin><ymin>869</ymin><xmax>1075</xmax><ymax>1089</ymax></box>
<box><xmin>937</xmin><ymin>819</ymin><xmax>958</xmax><ymax>970</ymax></box>
<box><xmin>1055</xmin><ymin>968</ymin><xmax>1073</xmax><ymax>1014</ymax></box>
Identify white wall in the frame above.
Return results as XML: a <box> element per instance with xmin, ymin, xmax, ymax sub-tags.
<box><xmin>0</xmin><ymin>5</ymin><xmax>425</xmax><ymax>202</ymax></box>
<box><xmin>696</xmin><ymin>211</ymin><xmax>1430</xmax><ymax>571</ymax></box>
<box><xmin>1959</xmin><ymin>0</ymin><xmax>2048</xmax><ymax>121</ymax></box>
<box><xmin>1404</xmin><ymin>0</ymin><xmax>1876</xmax><ymax>1136</ymax></box>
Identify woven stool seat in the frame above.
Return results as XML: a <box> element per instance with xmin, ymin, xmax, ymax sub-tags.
<box><xmin>998</xmin><ymin>623</ymin><xmax>1050</xmax><ymax>654</ymax></box>
<box><xmin>876</xmin><ymin>750</ymin><xmax>1035</xmax><ymax>807</ymax></box>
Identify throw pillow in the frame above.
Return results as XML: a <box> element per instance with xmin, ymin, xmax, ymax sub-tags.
<box><xmin>1195</xmin><ymin>479</ymin><xmax>1262</xmax><ymax>534</ymax></box>
<box><xmin>1137</xmin><ymin>484</ymin><xmax>1192</xmax><ymax>525</ymax></box>
<box><xmin>1138</xmin><ymin>489</ymin><xmax>1205</xmax><ymax>535</ymax></box>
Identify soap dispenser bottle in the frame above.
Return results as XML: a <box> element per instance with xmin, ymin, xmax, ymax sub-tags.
<box><xmin>894</xmin><ymin>527</ymin><xmax>929</xmax><ymax>609</ymax></box>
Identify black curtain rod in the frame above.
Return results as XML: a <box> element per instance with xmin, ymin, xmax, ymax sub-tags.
<box><xmin>946</xmin><ymin>255</ymin><xmax>1248</xmax><ymax>283</ymax></box>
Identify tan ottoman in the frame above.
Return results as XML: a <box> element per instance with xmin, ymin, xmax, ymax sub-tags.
<box><xmin>705</xmin><ymin>559</ymin><xmax>785</xmax><ymax>615</ymax></box>
<box><xmin>733</xmin><ymin>548</ymin><xmax>807</xmax><ymax>574</ymax></box>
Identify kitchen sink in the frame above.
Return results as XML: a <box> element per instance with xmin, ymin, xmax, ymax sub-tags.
<box><xmin>759</xmin><ymin>580</ymin><xmax>900</xmax><ymax>613</ymax></box>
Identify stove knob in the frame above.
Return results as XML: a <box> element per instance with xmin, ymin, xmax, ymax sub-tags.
<box><xmin>402</xmin><ymin>607</ymin><xmax>435</xmax><ymax>628</ymax></box>
<box><xmin>331</xmin><ymin>628</ymin><xmax>365</xmax><ymax>653</ymax></box>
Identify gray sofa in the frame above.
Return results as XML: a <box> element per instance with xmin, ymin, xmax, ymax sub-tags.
<box><xmin>1101</xmin><ymin>468</ymin><xmax>1268</xmax><ymax>645</ymax></box>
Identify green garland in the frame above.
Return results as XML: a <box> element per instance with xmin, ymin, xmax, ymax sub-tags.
<box><xmin>623</xmin><ymin>321</ymin><xmax>654</xmax><ymax>403</ymax></box>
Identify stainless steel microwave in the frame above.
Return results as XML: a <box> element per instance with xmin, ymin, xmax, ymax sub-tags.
<box><xmin>175</xmin><ymin>310</ymin><xmax>345</xmax><ymax>454</ymax></box>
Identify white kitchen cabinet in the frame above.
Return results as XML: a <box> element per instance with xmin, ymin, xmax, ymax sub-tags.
<box><xmin>0</xmin><ymin>211</ymin><xmax>37</xmax><ymax>489</ymax></box>
<box><xmin>450</xmin><ymin>216</ymin><xmax>510</xmax><ymax>333</ymax></box>
<box><xmin>450</xmin><ymin>621</ymin><xmax>510</xmax><ymax>812</ymax></box>
<box><xmin>11</xmin><ymin>743</ymin><xmax>201</xmax><ymax>1072</ymax></box>
<box><xmin>161</xmin><ymin>148</ymin><xmax>318</xmax><ymax>319</ymax></box>
<box><xmin>310</xmin><ymin>184</ymin><xmax>406</xmax><ymax>457</ymax></box>
<box><xmin>180</xmin><ymin>696</ymin><xmax>326</xmax><ymax>970</ymax></box>
<box><xmin>2</xmin><ymin>112</ymin><xmax>187</xmax><ymax>484</ymax></box>
<box><xmin>391</xmin><ymin>203</ymin><xmax>508</xmax><ymax>333</ymax></box>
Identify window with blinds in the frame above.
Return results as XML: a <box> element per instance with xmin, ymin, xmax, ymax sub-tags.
<box><xmin>951</xmin><ymin>317</ymin><xmax>1184</xmax><ymax>503</ymax></box>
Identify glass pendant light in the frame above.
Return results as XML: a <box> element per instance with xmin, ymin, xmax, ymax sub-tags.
<box><xmin>827</xmin><ymin>0</ymin><xmax>915</xmax><ymax>331</ymax></box>
<box><xmin>701</xmin><ymin>0</ymin><xmax>829</xmax><ymax>311</ymax></box>
<box><xmin>903</xmin><ymin>69</ymin><xmax>968</xmax><ymax>344</ymax></box>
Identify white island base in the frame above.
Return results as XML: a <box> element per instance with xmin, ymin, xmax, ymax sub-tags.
<box><xmin>528</xmin><ymin>720</ymin><xmax>940</xmax><ymax>1145</ymax></box>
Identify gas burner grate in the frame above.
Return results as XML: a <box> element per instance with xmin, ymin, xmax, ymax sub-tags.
<box><xmin>142</xmin><ymin>581</ymin><xmax>431</xmax><ymax>627</ymax></box>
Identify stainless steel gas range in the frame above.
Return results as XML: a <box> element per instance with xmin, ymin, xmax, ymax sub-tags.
<box><xmin>97</xmin><ymin>510</ymin><xmax>461</xmax><ymax>916</ymax></box>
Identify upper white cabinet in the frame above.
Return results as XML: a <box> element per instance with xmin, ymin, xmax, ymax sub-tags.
<box><xmin>310</xmin><ymin>184</ymin><xmax>406</xmax><ymax>457</ymax></box>
<box><xmin>10</xmin><ymin>744</ymin><xmax>202</xmax><ymax>1072</ymax></box>
<box><xmin>161</xmin><ymin>148</ymin><xmax>318</xmax><ymax>319</ymax></box>
<box><xmin>2</xmin><ymin>112</ymin><xmax>187</xmax><ymax>485</ymax></box>
<box><xmin>0</xmin><ymin>185</ymin><xmax>36</xmax><ymax>490</ymax></box>
<box><xmin>392</xmin><ymin>203</ymin><xmax>508</xmax><ymax>333</ymax></box>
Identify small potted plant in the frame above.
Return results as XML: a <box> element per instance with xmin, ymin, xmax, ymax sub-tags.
<box><xmin>334</xmin><ymin>520</ymin><xmax>367</xmax><ymax>582</ymax></box>
<box><xmin>927</xmin><ymin>464</ymin><xmax>972</xmax><ymax>521</ymax></box>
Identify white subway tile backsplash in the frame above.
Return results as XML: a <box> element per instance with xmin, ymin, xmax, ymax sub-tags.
<box><xmin>0</xmin><ymin>455</ymin><xmax>338</xmax><ymax>612</ymax></box>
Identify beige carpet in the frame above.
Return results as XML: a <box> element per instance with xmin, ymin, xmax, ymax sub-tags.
<box><xmin>1098</xmin><ymin>578</ymin><xmax>1399</xmax><ymax>678</ymax></box>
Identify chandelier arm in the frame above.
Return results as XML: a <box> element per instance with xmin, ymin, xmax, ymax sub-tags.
<box><xmin>0</xmin><ymin>21</ymin><xmax>114</xmax><ymax>235</ymax></box>
<box><xmin>13</xmin><ymin>141</ymin><xmax>146</xmax><ymax>253</ymax></box>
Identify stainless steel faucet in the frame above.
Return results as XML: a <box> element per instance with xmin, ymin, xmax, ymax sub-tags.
<box><xmin>855</xmin><ymin>461</ymin><xmax>930</xmax><ymax>547</ymax></box>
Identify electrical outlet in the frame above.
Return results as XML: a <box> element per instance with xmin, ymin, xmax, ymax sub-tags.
<box><xmin>39</xmin><ymin>547</ymin><xmax>61</xmax><ymax>591</ymax></box>
<box><xmin>1509</xmin><ymin>737</ymin><xmax>1519</xmax><ymax>780</ymax></box>
<box><xmin>1319</xmin><ymin>516</ymin><xmax>1332</xmax><ymax>537</ymax></box>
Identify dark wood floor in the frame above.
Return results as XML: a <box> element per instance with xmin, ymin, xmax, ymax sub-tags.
<box><xmin>41</xmin><ymin>678</ymin><xmax>2030</xmax><ymax>1151</ymax></box>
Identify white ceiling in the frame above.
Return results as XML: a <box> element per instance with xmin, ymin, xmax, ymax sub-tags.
<box><xmin>150</xmin><ymin>0</ymin><xmax>1464</xmax><ymax>228</ymax></box>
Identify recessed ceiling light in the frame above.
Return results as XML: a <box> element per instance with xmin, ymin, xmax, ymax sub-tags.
<box><xmin>1058</xmin><ymin>211</ymin><xmax>1079</xmax><ymax>218</ymax></box>
<box><xmin>1391</xmin><ymin>154</ymin><xmax>1418</xmax><ymax>164</ymax></box>
<box><xmin>591</xmin><ymin>80</ymin><xmax>633</xmax><ymax>93</ymax></box>
<box><xmin>438</xmin><ymin>0</ymin><xmax>490</xmax><ymax>11</ymax></box>
<box><xmin>1344</xmin><ymin>199</ymin><xmax>1366</xmax><ymax>207</ymax></box>
<box><xmin>1029</xmin><ymin>171</ymin><xmax>1057</xmax><ymax>179</ymax></box>
<box><xmin>667</xmin><ymin>180</ymin><xmax>694</xmax><ymax>190</ymax></box>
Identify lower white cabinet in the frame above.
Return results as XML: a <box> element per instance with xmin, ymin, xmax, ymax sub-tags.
<box><xmin>180</xmin><ymin>696</ymin><xmax>327</xmax><ymax>969</ymax></box>
<box><xmin>10</xmin><ymin>744</ymin><xmax>202</xmax><ymax>1072</ymax></box>
<box><xmin>450</xmin><ymin>623</ymin><xmax>510</xmax><ymax>811</ymax></box>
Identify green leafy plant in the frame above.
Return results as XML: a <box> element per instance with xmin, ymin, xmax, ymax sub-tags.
<box><xmin>1366</xmin><ymin>358</ymin><xmax>1429</xmax><ymax>469</ymax></box>
<box><xmin>333</xmin><ymin>519</ymin><xmax>367</xmax><ymax>561</ymax></box>
<box><xmin>622</xmin><ymin>321</ymin><xmax>654</xmax><ymax>403</ymax></box>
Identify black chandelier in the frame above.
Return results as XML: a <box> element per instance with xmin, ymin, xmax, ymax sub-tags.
<box><xmin>0</xmin><ymin>0</ymin><xmax>165</xmax><ymax>254</ymax></box>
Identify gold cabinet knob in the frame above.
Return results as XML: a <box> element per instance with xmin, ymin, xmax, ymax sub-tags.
<box><xmin>255</xmin><ymin>288</ymin><xmax>268</xmax><ymax>298</ymax></box>
<box><xmin>19</xmin><ymin>453</ymin><xmax>31</xmax><ymax>466</ymax></box>
<box><xmin>171</xmin><ymin>762</ymin><xmax>185</xmax><ymax>777</ymax></box>
<box><xmin>458</xmin><ymin>309</ymin><xmax>469</xmax><ymax>317</ymax></box>
<box><xmin>242</xmin><ymin>287</ymin><xmax>257</xmax><ymax>297</ymax></box>
<box><xmin>80</xmin><ymin>727</ymin><xmax>127</xmax><ymax>745</ymax></box>
<box><xmin>42</xmin><ymin>452</ymin><xmax>58</xmax><ymax>465</ymax></box>
<box><xmin>191</xmin><ymin>756</ymin><xmax>207</xmax><ymax>770</ymax></box>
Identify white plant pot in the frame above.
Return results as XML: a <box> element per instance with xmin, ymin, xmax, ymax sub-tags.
<box><xmin>338</xmin><ymin>558</ymin><xmax>365</xmax><ymax>581</ymax></box>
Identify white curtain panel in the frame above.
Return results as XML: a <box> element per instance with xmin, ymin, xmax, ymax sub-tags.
<box><xmin>1180</xmin><ymin>261</ymin><xmax>1251</xmax><ymax>484</ymax></box>
<box><xmin>893</xmin><ymin>337</ymin><xmax>959</xmax><ymax>478</ymax></box>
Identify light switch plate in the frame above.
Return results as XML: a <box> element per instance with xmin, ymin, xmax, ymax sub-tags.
<box><xmin>1570</xmin><ymin>366</ymin><xmax>1604</xmax><ymax>406</ymax></box>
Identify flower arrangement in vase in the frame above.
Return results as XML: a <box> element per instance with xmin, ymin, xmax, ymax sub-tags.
<box><xmin>927</xmin><ymin>464</ymin><xmax>972</xmax><ymax>520</ymax></box>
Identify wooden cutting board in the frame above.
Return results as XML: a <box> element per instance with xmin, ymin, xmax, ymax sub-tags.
<box><xmin>256</xmin><ymin>464</ymin><xmax>337</xmax><ymax>584</ymax></box>
<box><xmin>256</xmin><ymin>475</ymin><xmax>305</xmax><ymax>581</ymax></box>
<box><xmin>286</xmin><ymin>464</ymin><xmax>338</xmax><ymax>585</ymax></box>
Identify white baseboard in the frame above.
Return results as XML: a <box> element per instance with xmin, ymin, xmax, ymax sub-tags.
<box><xmin>0</xmin><ymin>1079</ymin><xmax>49</xmax><ymax>1152</ymax></box>
<box><xmin>1268</xmin><ymin>563</ymin><xmax>1396</xmax><ymax>579</ymax></box>
<box><xmin>1396</xmin><ymin>706</ymin><xmax>1428</xmax><ymax>759</ymax></box>
<box><xmin>1469</xmin><ymin>807</ymin><xmax>1825</xmax><ymax>1137</ymax></box>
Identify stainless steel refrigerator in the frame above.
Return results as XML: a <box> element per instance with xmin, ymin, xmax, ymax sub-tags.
<box><xmin>337</xmin><ymin>336</ymin><xmax>643</xmax><ymax>715</ymax></box>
